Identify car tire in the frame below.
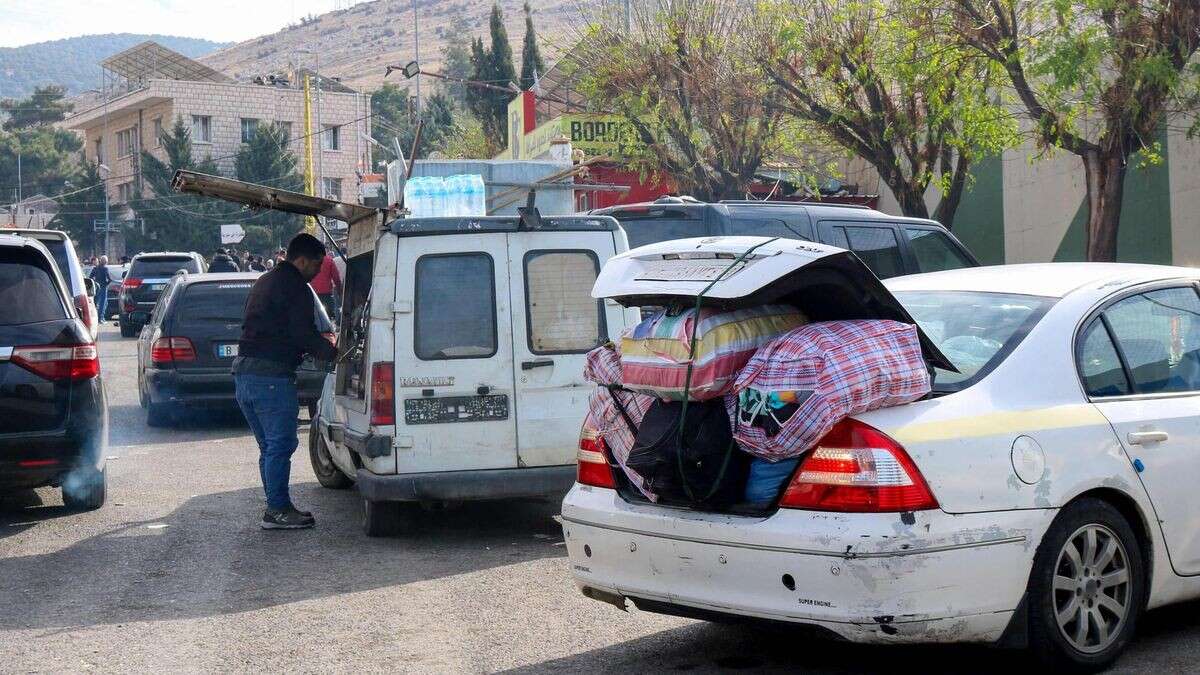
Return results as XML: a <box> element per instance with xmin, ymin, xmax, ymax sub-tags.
<box><xmin>1027</xmin><ymin>497</ymin><xmax>1145</xmax><ymax>672</ymax></box>
<box><xmin>362</xmin><ymin>499</ymin><xmax>414</xmax><ymax>537</ymax></box>
<box><xmin>146</xmin><ymin>401</ymin><xmax>176</xmax><ymax>427</ymax></box>
<box><xmin>62</xmin><ymin>466</ymin><xmax>107</xmax><ymax>510</ymax></box>
<box><xmin>119</xmin><ymin>319</ymin><xmax>136</xmax><ymax>338</ymax></box>
<box><xmin>309</xmin><ymin>418</ymin><xmax>352</xmax><ymax>490</ymax></box>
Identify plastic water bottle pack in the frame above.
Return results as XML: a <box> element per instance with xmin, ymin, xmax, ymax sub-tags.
<box><xmin>403</xmin><ymin>174</ymin><xmax>486</xmax><ymax>217</ymax></box>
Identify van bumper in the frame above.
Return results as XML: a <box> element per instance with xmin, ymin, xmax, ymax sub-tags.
<box><xmin>356</xmin><ymin>465</ymin><xmax>576</xmax><ymax>502</ymax></box>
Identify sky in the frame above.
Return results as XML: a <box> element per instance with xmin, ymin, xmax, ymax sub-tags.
<box><xmin>0</xmin><ymin>0</ymin><xmax>359</xmax><ymax>48</ymax></box>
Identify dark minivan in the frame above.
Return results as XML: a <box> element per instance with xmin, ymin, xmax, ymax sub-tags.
<box><xmin>119</xmin><ymin>251</ymin><xmax>207</xmax><ymax>337</ymax></box>
<box><xmin>136</xmin><ymin>272</ymin><xmax>333</xmax><ymax>426</ymax></box>
<box><xmin>592</xmin><ymin>199</ymin><xmax>979</xmax><ymax>279</ymax></box>
<box><xmin>0</xmin><ymin>234</ymin><xmax>107</xmax><ymax>508</ymax></box>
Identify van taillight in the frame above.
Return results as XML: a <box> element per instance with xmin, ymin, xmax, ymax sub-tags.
<box><xmin>11</xmin><ymin>344</ymin><xmax>100</xmax><ymax>381</ymax></box>
<box><xmin>370</xmin><ymin>362</ymin><xmax>395</xmax><ymax>425</ymax></box>
<box><xmin>778</xmin><ymin>418</ymin><xmax>938</xmax><ymax>512</ymax></box>
<box><xmin>74</xmin><ymin>294</ymin><xmax>96</xmax><ymax>333</ymax></box>
<box><xmin>577</xmin><ymin>425</ymin><xmax>616</xmax><ymax>489</ymax></box>
<box><xmin>151</xmin><ymin>337</ymin><xmax>196</xmax><ymax>365</ymax></box>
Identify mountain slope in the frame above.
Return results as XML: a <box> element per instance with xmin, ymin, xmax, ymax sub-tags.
<box><xmin>0</xmin><ymin>34</ymin><xmax>229</xmax><ymax>98</ymax></box>
<box><xmin>199</xmin><ymin>0</ymin><xmax>575</xmax><ymax>93</ymax></box>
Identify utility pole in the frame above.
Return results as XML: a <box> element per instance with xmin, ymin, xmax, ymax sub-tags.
<box><xmin>101</xmin><ymin>68</ymin><xmax>111</xmax><ymax>258</ymax></box>
<box><xmin>412</xmin><ymin>0</ymin><xmax>421</xmax><ymax>113</ymax></box>
<box><xmin>624</xmin><ymin>0</ymin><xmax>631</xmax><ymax>32</ymax></box>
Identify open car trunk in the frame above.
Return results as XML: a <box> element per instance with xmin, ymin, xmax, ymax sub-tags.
<box><xmin>591</xmin><ymin>236</ymin><xmax>952</xmax><ymax>515</ymax></box>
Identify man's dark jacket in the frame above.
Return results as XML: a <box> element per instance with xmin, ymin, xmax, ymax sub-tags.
<box><xmin>238</xmin><ymin>261</ymin><xmax>337</xmax><ymax>370</ymax></box>
<box><xmin>209</xmin><ymin>254</ymin><xmax>240</xmax><ymax>273</ymax></box>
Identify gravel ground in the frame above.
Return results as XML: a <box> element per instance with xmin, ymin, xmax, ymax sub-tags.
<box><xmin>1</xmin><ymin>322</ymin><xmax>1197</xmax><ymax>673</ymax></box>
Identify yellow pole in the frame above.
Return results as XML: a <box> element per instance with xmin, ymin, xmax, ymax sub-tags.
<box><xmin>303</xmin><ymin>74</ymin><xmax>316</xmax><ymax>233</ymax></box>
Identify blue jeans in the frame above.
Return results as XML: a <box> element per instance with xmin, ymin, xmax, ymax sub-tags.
<box><xmin>95</xmin><ymin>285</ymin><xmax>107</xmax><ymax>319</ymax></box>
<box><xmin>235</xmin><ymin>373</ymin><xmax>299</xmax><ymax>511</ymax></box>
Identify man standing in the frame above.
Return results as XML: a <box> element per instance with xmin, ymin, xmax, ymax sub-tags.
<box><xmin>210</xmin><ymin>248</ymin><xmax>241</xmax><ymax>273</ymax></box>
<box><xmin>233</xmin><ymin>233</ymin><xmax>338</xmax><ymax>529</ymax></box>
<box><xmin>308</xmin><ymin>252</ymin><xmax>342</xmax><ymax>322</ymax></box>
<box><xmin>88</xmin><ymin>256</ymin><xmax>111</xmax><ymax>319</ymax></box>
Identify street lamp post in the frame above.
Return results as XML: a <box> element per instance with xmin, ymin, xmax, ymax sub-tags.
<box><xmin>98</xmin><ymin>163</ymin><xmax>111</xmax><ymax>258</ymax></box>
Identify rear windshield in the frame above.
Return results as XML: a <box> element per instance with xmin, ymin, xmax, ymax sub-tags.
<box><xmin>904</xmin><ymin>228</ymin><xmax>975</xmax><ymax>273</ymax></box>
<box><xmin>610</xmin><ymin>208</ymin><xmax>706</xmax><ymax>248</ymax></box>
<box><xmin>37</xmin><ymin>239</ymin><xmax>76</xmax><ymax>287</ymax></box>
<box><xmin>893</xmin><ymin>290</ymin><xmax>1053</xmax><ymax>392</ymax></box>
<box><xmin>131</xmin><ymin>256</ymin><xmax>199</xmax><ymax>277</ymax></box>
<box><xmin>0</xmin><ymin>248</ymin><xmax>67</xmax><ymax>325</ymax></box>
<box><xmin>174</xmin><ymin>282</ymin><xmax>333</xmax><ymax>331</ymax></box>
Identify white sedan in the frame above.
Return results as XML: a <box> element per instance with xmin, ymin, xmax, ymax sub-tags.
<box><xmin>562</xmin><ymin>239</ymin><xmax>1200</xmax><ymax>670</ymax></box>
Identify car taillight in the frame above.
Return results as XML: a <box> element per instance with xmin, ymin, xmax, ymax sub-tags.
<box><xmin>11</xmin><ymin>344</ymin><xmax>100</xmax><ymax>381</ymax></box>
<box><xmin>150</xmin><ymin>337</ymin><xmax>196</xmax><ymax>365</ymax></box>
<box><xmin>74</xmin><ymin>294</ymin><xmax>96</xmax><ymax>333</ymax></box>
<box><xmin>123</xmin><ymin>277</ymin><xmax>143</xmax><ymax>288</ymax></box>
<box><xmin>577</xmin><ymin>425</ymin><xmax>617</xmax><ymax>489</ymax></box>
<box><xmin>778</xmin><ymin>418</ymin><xmax>938</xmax><ymax>512</ymax></box>
<box><xmin>370</xmin><ymin>362</ymin><xmax>394</xmax><ymax>425</ymax></box>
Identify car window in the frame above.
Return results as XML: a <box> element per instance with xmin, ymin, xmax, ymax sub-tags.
<box><xmin>1102</xmin><ymin>287</ymin><xmax>1200</xmax><ymax>394</ymax></box>
<box><xmin>1078</xmin><ymin>319</ymin><xmax>1132</xmax><ymax>397</ymax></box>
<box><xmin>834</xmin><ymin>225</ymin><xmax>905</xmax><ymax>279</ymax></box>
<box><xmin>414</xmin><ymin>253</ymin><xmax>497</xmax><ymax>360</ymax></box>
<box><xmin>894</xmin><ymin>290</ymin><xmax>1053</xmax><ymax>392</ymax></box>
<box><xmin>525</xmin><ymin>251</ymin><xmax>606</xmax><ymax>354</ymax></box>
<box><xmin>150</xmin><ymin>278</ymin><xmax>182</xmax><ymax>326</ymax></box>
<box><xmin>37</xmin><ymin>239</ymin><xmax>76</xmax><ymax>289</ymax></box>
<box><xmin>0</xmin><ymin>248</ymin><xmax>67</xmax><ymax>325</ymax></box>
<box><xmin>610</xmin><ymin>208</ymin><xmax>705</xmax><ymax>248</ymax></box>
<box><xmin>726</xmin><ymin>214</ymin><xmax>809</xmax><ymax>241</ymax></box>
<box><xmin>905</xmin><ymin>228</ymin><xmax>975</xmax><ymax>273</ymax></box>
<box><xmin>175</xmin><ymin>282</ymin><xmax>254</xmax><ymax>326</ymax></box>
<box><xmin>131</xmin><ymin>257</ymin><xmax>200</xmax><ymax>277</ymax></box>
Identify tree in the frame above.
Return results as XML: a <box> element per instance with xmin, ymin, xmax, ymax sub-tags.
<box><xmin>441</xmin><ymin>20</ymin><xmax>475</xmax><ymax>108</ymax></box>
<box><xmin>0</xmin><ymin>85</ymin><xmax>73</xmax><ymax>131</ymax></box>
<box><xmin>760</xmin><ymin>0</ymin><xmax>1016</xmax><ymax>228</ymax></box>
<box><xmin>574</xmin><ymin>0</ymin><xmax>788</xmax><ymax>201</ymax></box>
<box><xmin>441</xmin><ymin>111</ymin><xmax>500</xmax><ymax>159</ymax></box>
<box><xmin>235</xmin><ymin>122</ymin><xmax>304</xmax><ymax>248</ymax></box>
<box><xmin>130</xmin><ymin>117</ymin><xmax>229</xmax><ymax>254</ymax></box>
<box><xmin>519</xmin><ymin>2</ymin><xmax>546</xmax><ymax>92</ymax></box>
<box><xmin>0</xmin><ymin>126</ymin><xmax>83</xmax><ymax>202</ymax></box>
<box><xmin>950</xmin><ymin>0</ymin><xmax>1200</xmax><ymax>261</ymax></box>
<box><xmin>50</xmin><ymin>159</ymin><xmax>107</xmax><ymax>255</ymax></box>
<box><xmin>372</xmin><ymin>85</ymin><xmax>456</xmax><ymax>159</ymax></box>
<box><xmin>468</xmin><ymin>4</ymin><xmax>518</xmax><ymax>144</ymax></box>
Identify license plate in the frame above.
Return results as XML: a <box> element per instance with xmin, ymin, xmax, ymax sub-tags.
<box><xmin>217</xmin><ymin>344</ymin><xmax>239</xmax><ymax>358</ymax></box>
<box><xmin>150</xmin><ymin>284</ymin><xmax>165</xmax><ymax>290</ymax></box>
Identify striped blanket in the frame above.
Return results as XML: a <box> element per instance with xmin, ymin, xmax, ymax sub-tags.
<box><xmin>620</xmin><ymin>305</ymin><xmax>807</xmax><ymax>401</ymax></box>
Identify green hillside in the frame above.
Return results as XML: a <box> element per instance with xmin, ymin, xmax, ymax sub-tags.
<box><xmin>0</xmin><ymin>34</ymin><xmax>229</xmax><ymax>98</ymax></box>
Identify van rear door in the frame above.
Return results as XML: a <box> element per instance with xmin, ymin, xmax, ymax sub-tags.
<box><xmin>392</xmin><ymin>235</ymin><xmax>518</xmax><ymax>471</ymax></box>
<box><xmin>505</xmin><ymin>231</ymin><xmax>626</xmax><ymax>467</ymax></box>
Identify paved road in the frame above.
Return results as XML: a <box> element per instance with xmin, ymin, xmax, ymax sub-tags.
<box><xmin>2</xmin><ymin>323</ymin><xmax>1199</xmax><ymax>672</ymax></box>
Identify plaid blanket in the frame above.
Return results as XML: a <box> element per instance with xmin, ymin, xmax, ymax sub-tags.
<box><xmin>583</xmin><ymin>344</ymin><xmax>658</xmax><ymax>500</ymax></box>
<box><xmin>732</xmin><ymin>320</ymin><xmax>930</xmax><ymax>461</ymax></box>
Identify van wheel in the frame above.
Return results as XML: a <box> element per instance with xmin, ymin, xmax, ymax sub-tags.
<box><xmin>309</xmin><ymin>418</ymin><xmax>352</xmax><ymax>489</ymax></box>
<box><xmin>63</xmin><ymin>466</ymin><xmax>107</xmax><ymax>510</ymax></box>
<box><xmin>146</xmin><ymin>401</ymin><xmax>175</xmax><ymax>427</ymax></box>
<box><xmin>362</xmin><ymin>499</ymin><xmax>413</xmax><ymax>537</ymax></box>
<box><xmin>1027</xmin><ymin>498</ymin><xmax>1144</xmax><ymax>672</ymax></box>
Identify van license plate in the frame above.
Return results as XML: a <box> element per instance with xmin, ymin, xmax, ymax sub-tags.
<box><xmin>150</xmin><ymin>283</ymin><xmax>165</xmax><ymax>290</ymax></box>
<box><xmin>217</xmin><ymin>344</ymin><xmax>239</xmax><ymax>358</ymax></box>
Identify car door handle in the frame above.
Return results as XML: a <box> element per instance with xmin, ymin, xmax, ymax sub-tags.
<box><xmin>1128</xmin><ymin>431</ymin><xmax>1169</xmax><ymax>445</ymax></box>
<box><xmin>521</xmin><ymin>358</ymin><xmax>554</xmax><ymax>370</ymax></box>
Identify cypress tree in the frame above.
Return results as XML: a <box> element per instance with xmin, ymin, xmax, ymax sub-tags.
<box><xmin>519</xmin><ymin>2</ymin><xmax>545</xmax><ymax>92</ymax></box>
<box><xmin>486</xmin><ymin>3</ymin><xmax>517</xmax><ymax>145</ymax></box>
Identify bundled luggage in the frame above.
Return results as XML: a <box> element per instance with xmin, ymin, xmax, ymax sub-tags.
<box><xmin>619</xmin><ymin>305</ymin><xmax>807</xmax><ymax>401</ymax></box>
<box><xmin>583</xmin><ymin>343</ymin><xmax>658</xmax><ymax>499</ymax></box>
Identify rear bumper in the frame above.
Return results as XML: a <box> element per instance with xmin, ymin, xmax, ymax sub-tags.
<box><xmin>147</xmin><ymin>368</ymin><xmax>325</xmax><ymax>407</ymax></box>
<box><xmin>0</xmin><ymin>379</ymin><xmax>107</xmax><ymax>491</ymax></box>
<box><xmin>561</xmin><ymin>484</ymin><xmax>1054</xmax><ymax>645</ymax></box>
<box><xmin>356</xmin><ymin>465</ymin><xmax>576</xmax><ymax>503</ymax></box>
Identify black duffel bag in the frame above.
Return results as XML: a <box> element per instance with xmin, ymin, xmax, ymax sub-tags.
<box><xmin>625</xmin><ymin>399</ymin><xmax>749</xmax><ymax>507</ymax></box>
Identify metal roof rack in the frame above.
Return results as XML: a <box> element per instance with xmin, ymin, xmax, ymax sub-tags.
<box><xmin>717</xmin><ymin>200</ymin><xmax>871</xmax><ymax>210</ymax></box>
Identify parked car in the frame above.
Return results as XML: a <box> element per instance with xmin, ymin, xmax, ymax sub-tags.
<box><xmin>102</xmin><ymin>264</ymin><xmax>128</xmax><ymax>320</ymax></box>
<box><xmin>119</xmin><ymin>251</ymin><xmax>207</xmax><ymax>337</ymax></box>
<box><xmin>0</xmin><ymin>234</ymin><xmax>107</xmax><ymax>508</ymax></box>
<box><xmin>308</xmin><ymin>214</ymin><xmax>638</xmax><ymax>536</ymax></box>
<box><xmin>566</xmin><ymin>242</ymin><xmax>1200</xmax><ymax>669</ymax></box>
<box><xmin>136</xmin><ymin>271</ymin><xmax>332</xmax><ymax>426</ymax></box>
<box><xmin>0</xmin><ymin>228</ymin><xmax>99</xmax><ymax>340</ymax></box>
<box><xmin>592</xmin><ymin>198</ymin><xmax>979</xmax><ymax>279</ymax></box>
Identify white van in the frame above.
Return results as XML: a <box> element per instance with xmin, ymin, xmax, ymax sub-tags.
<box><xmin>309</xmin><ymin>214</ymin><xmax>635</xmax><ymax>535</ymax></box>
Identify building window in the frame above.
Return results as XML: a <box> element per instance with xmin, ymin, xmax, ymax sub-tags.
<box><xmin>241</xmin><ymin>118</ymin><xmax>259</xmax><ymax>144</ymax></box>
<box><xmin>274</xmin><ymin>121</ymin><xmax>292</xmax><ymax>147</ymax></box>
<box><xmin>116</xmin><ymin>127</ymin><xmax>138</xmax><ymax>158</ymax></box>
<box><xmin>116</xmin><ymin>182</ymin><xmax>136</xmax><ymax>204</ymax></box>
<box><xmin>191</xmin><ymin>115</ymin><xmax>212</xmax><ymax>143</ymax></box>
<box><xmin>322</xmin><ymin>177</ymin><xmax>342</xmax><ymax>200</ymax></box>
<box><xmin>322</xmin><ymin>123</ymin><xmax>340</xmax><ymax>151</ymax></box>
<box><xmin>152</xmin><ymin>117</ymin><xmax>163</xmax><ymax>147</ymax></box>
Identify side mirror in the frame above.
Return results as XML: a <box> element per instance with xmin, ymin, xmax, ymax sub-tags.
<box><xmin>84</xmin><ymin>278</ymin><xmax>97</xmax><ymax>295</ymax></box>
<box><xmin>121</xmin><ymin>271</ymin><xmax>127</xmax><ymax>279</ymax></box>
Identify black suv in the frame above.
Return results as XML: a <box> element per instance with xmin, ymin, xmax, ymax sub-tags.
<box><xmin>0</xmin><ymin>234</ymin><xmax>107</xmax><ymax>508</ymax></box>
<box><xmin>593</xmin><ymin>199</ymin><xmax>979</xmax><ymax>279</ymax></box>
<box><xmin>119</xmin><ymin>251</ymin><xmax>207</xmax><ymax>337</ymax></box>
<box><xmin>136</xmin><ymin>272</ymin><xmax>334</xmax><ymax>426</ymax></box>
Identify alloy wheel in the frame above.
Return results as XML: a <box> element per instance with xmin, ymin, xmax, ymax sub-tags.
<box><xmin>1053</xmin><ymin>523</ymin><xmax>1131</xmax><ymax>654</ymax></box>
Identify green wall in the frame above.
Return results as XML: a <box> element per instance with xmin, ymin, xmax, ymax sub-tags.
<box><xmin>951</xmin><ymin>154</ymin><xmax>1005</xmax><ymax>265</ymax></box>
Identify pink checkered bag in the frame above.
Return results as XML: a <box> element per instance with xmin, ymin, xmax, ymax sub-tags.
<box><xmin>731</xmin><ymin>321</ymin><xmax>930</xmax><ymax>461</ymax></box>
<box><xmin>584</xmin><ymin>343</ymin><xmax>658</xmax><ymax>500</ymax></box>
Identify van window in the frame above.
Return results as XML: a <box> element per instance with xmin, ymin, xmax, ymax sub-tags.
<box><xmin>0</xmin><ymin>248</ymin><xmax>67</xmax><ymax>325</ymax></box>
<box><xmin>525</xmin><ymin>251</ymin><xmax>606</xmax><ymax>354</ymax></box>
<box><xmin>838</xmin><ymin>225</ymin><xmax>904</xmax><ymax>279</ymax></box>
<box><xmin>414</xmin><ymin>253</ymin><xmax>497</xmax><ymax>360</ymax></box>
<box><xmin>905</xmin><ymin>228</ymin><xmax>974</xmax><ymax>273</ymax></box>
<box><xmin>727</xmin><ymin>215</ymin><xmax>808</xmax><ymax>241</ymax></box>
